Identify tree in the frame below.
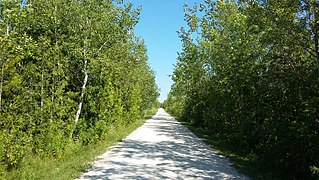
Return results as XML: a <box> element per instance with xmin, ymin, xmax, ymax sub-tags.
<box><xmin>166</xmin><ymin>0</ymin><xmax>319</xmax><ymax>178</ymax></box>
<box><xmin>0</xmin><ymin>0</ymin><xmax>159</xmax><ymax>169</ymax></box>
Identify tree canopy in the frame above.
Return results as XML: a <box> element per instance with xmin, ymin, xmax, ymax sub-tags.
<box><xmin>164</xmin><ymin>0</ymin><xmax>319</xmax><ymax>178</ymax></box>
<box><xmin>0</xmin><ymin>0</ymin><xmax>159</xmax><ymax>169</ymax></box>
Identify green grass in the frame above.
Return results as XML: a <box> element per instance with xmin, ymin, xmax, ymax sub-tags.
<box><xmin>0</xmin><ymin>108</ymin><xmax>158</xmax><ymax>180</ymax></box>
<box><xmin>178</xmin><ymin>120</ymin><xmax>277</xmax><ymax>180</ymax></box>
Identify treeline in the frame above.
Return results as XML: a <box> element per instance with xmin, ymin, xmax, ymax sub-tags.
<box><xmin>164</xmin><ymin>0</ymin><xmax>319</xmax><ymax>178</ymax></box>
<box><xmin>0</xmin><ymin>0</ymin><xmax>159</xmax><ymax>169</ymax></box>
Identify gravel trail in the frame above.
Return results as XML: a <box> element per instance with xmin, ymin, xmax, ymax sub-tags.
<box><xmin>79</xmin><ymin>108</ymin><xmax>249</xmax><ymax>180</ymax></box>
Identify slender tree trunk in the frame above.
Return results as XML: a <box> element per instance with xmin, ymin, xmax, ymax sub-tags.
<box><xmin>41</xmin><ymin>65</ymin><xmax>44</xmax><ymax>108</ymax></box>
<box><xmin>314</xmin><ymin>3</ymin><xmax>319</xmax><ymax>68</ymax></box>
<box><xmin>315</xmin><ymin>31</ymin><xmax>319</xmax><ymax>68</ymax></box>
<box><xmin>74</xmin><ymin>36</ymin><xmax>88</xmax><ymax>127</ymax></box>
<box><xmin>29</xmin><ymin>76</ymin><xmax>33</xmax><ymax>125</ymax></box>
<box><xmin>6</xmin><ymin>23</ymin><xmax>10</xmax><ymax>35</ymax></box>
<box><xmin>40</xmin><ymin>59</ymin><xmax>44</xmax><ymax>123</ymax></box>
<box><xmin>73</xmin><ymin>16</ymin><xmax>91</xmax><ymax>133</ymax></box>
<box><xmin>0</xmin><ymin>60</ymin><xmax>4</xmax><ymax>111</ymax></box>
<box><xmin>1</xmin><ymin>22</ymin><xmax>10</xmax><ymax>112</ymax></box>
<box><xmin>55</xmin><ymin>5</ymin><xmax>60</xmax><ymax>69</ymax></box>
<box><xmin>50</xmin><ymin>4</ymin><xmax>59</xmax><ymax>123</ymax></box>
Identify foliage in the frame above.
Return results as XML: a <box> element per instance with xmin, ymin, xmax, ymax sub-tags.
<box><xmin>165</xmin><ymin>0</ymin><xmax>319</xmax><ymax>178</ymax></box>
<box><xmin>0</xmin><ymin>109</ymin><xmax>155</xmax><ymax>180</ymax></box>
<box><xmin>0</xmin><ymin>0</ymin><xmax>159</xmax><ymax>171</ymax></box>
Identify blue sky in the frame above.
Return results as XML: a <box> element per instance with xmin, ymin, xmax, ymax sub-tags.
<box><xmin>130</xmin><ymin>0</ymin><xmax>204</xmax><ymax>102</ymax></box>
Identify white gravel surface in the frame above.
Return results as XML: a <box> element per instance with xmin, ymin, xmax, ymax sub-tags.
<box><xmin>79</xmin><ymin>108</ymin><xmax>249</xmax><ymax>180</ymax></box>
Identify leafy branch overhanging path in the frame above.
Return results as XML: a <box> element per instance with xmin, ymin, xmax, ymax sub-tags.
<box><xmin>79</xmin><ymin>108</ymin><xmax>248</xmax><ymax>179</ymax></box>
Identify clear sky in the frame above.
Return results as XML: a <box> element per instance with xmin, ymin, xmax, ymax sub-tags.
<box><xmin>130</xmin><ymin>0</ymin><xmax>204</xmax><ymax>103</ymax></box>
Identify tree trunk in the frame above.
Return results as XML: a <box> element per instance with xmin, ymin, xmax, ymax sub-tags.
<box><xmin>40</xmin><ymin>58</ymin><xmax>44</xmax><ymax>123</ymax></box>
<box><xmin>50</xmin><ymin>4</ymin><xmax>59</xmax><ymax>123</ymax></box>
<box><xmin>29</xmin><ymin>76</ymin><xmax>33</xmax><ymax>125</ymax></box>
<box><xmin>6</xmin><ymin>22</ymin><xmax>10</xmax><ymax>35</ymax></box>
<box><xmin>74</xmin><ymin>36</ymin><xmax>88</xmax><ymax>127</ymax></box>
<box><xmin>314</xmin><ymin>3</ymin><xmax>319</xmax><ymax>68</ymax></box>
<box><xmin>1</xmin><ymin>22</ymin><xmax>10</xmax><ymax>112</ymax></box>
<box><xmin>0</xmin><ymin>60</ymin><xmax>4</xmax><ymax>112</ymax></box>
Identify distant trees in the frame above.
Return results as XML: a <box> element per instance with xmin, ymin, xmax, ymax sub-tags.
<box><xmin>164</xmin><ymin>0</ymin><xmax>319</xmax><ymax>178</ymax></box>
<box><xmin>0</xmin><ymin>0</ymin><xmax>159</xmax><ymax>169</ymax></box>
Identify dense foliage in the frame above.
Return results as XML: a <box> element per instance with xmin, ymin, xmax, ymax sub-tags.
<box><xmin>0</xmin><ymin>0</ymin><xmax>159</xmax><ymax>170</ymax></box>
<box><xmin>164</xmin><ymin>0</ymin><xmax>319</xmax><ymax>178</ymax></box>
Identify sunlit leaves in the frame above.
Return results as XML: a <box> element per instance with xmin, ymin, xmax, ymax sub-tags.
<box><xmin>166</xmin><ymin>0</ymin><xmax>319</xmax><ymax>178</ymax></box>
<box><xmin>0</xmin><ymin>0</ymin><xmax>158</xmax><ymax>169</ymax></box>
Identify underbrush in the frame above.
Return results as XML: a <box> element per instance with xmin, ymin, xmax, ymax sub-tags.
<box><xmin>0</xmin><ymin>108</ymin><xmax>158</xmax><ymax>180</ymax></box>
<box><xmin>178</xmin><ymin>120</ymin><xmax>314</xmax><ymax>180</ymax></box>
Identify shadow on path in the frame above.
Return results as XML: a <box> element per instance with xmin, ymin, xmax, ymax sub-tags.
<box><xmin>79</xmin><ymin>109</ymin><xmax>249</xmax><ymax>180</ymax></box>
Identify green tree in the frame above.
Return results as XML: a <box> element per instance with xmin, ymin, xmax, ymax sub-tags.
<box><xmin>0</xmin><ymin>0</ymin><xmax>159</xmax><ymax>170</ymax></box>
<box><xmin>166</xmin><ymin>0</ymin><xmax>319</xmax><ymax>178</ymax></box>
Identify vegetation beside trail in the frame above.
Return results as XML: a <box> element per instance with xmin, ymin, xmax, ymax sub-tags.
<box><xmin>0</xmin><ymin>108</ymin><xmax>158</xmax><ymax>180</ymax></box>
<box><xmin>164</xmin><ymin>0</ymin><xmax>319</xmax><ymax>179</ymax></box>
<box><xmin>179</xmin><ymin>119</ymin><xmax>278</xmax><ymax>179</ymax></box>
<box><xmin>0</xmin><ymin>0</ymin><xmax>159</xmax><ymax>178</ymax></box>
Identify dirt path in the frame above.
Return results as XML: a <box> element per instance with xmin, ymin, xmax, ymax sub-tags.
<box><xmin>79</xmin><ymin>108</ymin><xmax>249</xmax><ymax>179</ymax></box>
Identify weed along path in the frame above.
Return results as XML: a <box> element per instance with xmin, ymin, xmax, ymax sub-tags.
<box><xmin>79</xmin><ymin>108</ymin><xmax>249</xmax><ymax>180</ymax></box>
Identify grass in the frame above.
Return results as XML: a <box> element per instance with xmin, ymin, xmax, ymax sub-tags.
<box><xmin>177</xmin><ymin>120</ymin><xmax>277</xmax><ymax>180</ymax></box>
<box><xmin>0</xmin><ymin>108</ymin><xmax>158</xmax><ymax>180</ymax></box>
